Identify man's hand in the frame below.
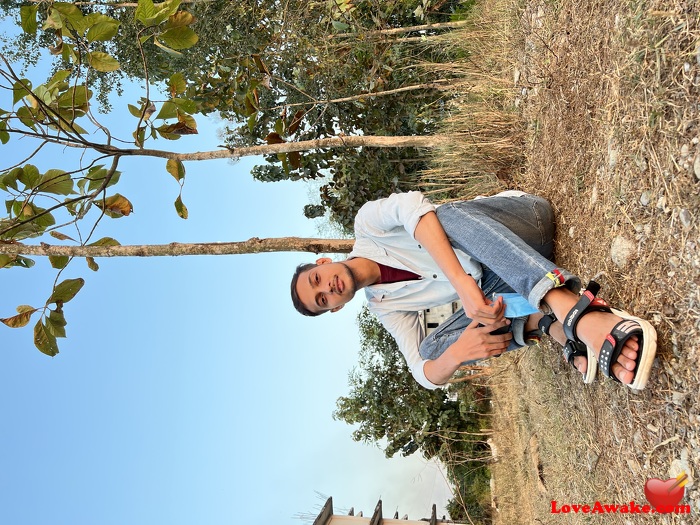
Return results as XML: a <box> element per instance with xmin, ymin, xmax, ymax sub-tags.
<box><xmin>454</xmin><ymin>318</ymin><xmax>512</xmax><ymax>361</ymax></box>
<box><xmin>454</xmin><ymin>273</ymin><xmax>506</xmax><ymax>325</ymax></box>
<box><xmin>423</xmin><ymin>318</ymin><xmax>512</xmax><ymax>386</ymax></box>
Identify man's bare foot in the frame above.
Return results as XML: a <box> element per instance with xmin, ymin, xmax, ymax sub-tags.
<box><xmin>575</xmin><ymin>310</ymin><xmax>640</xmax><ymax>383</ymax></box>
<box><xmin>543</xmin><ymin>288</ymin><xmax>644</xmax><ymax>384</ymax></box>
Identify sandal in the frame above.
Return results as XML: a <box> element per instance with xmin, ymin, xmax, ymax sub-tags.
<box><xmin>538</xmin><ymin>313</ymin><xmax>597</xmax><ymax>383</ymax></box>
<box><xmin>562</xmin><ymin>281</ymin><xmax>658</xmax><ymax>390</ymax></box>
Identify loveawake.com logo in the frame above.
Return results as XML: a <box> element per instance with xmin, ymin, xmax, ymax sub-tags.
<box><xmin>551</xmin><ymin>472</ymin><xmax>691</xmax><ymax>515</ymax></box>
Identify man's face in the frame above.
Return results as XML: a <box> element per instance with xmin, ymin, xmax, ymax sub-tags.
<box><xmin>296</xmin><ymin>258</ymin><xmax>358</xmax><ymax>314</ymax></box>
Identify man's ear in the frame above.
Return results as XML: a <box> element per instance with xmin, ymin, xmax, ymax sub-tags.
<box><xmin>316</xmin><ymin>257</ymin><xmax>333</xmax><ymax>265</ymax></box>
<box><xmin>330</xmin><ymin>304</ymin><xmax>344</xmax><ymax>313</ymax></box>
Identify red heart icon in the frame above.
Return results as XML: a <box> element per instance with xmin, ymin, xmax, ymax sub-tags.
<box><xmin>644</xmin><ymin>478</ymin><xmax>685</xmax><ymax>511</ymax></box>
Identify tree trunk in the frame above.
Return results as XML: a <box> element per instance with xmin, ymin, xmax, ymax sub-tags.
<box><xmin>25</xmin><ymin>0</ymin><xmax>207</xmax><ymax>6</ymax></box>
<box><xmin>331</xmin><ymin>20</ymin><xmax>470</xmax><ymax>39</ymax></box>
<box><xmin>0</xmin><ymin>238</ymin><xmax>354</xmax><ymax>257</ymax></box>
<box><xmin>117</xmin><ymin>134</ymin><xmax>448</xmax><ymax>162</ymax></box>
<box><xmin>266</xmin><ymin>81</ymin><xmax>454</xmax><ymax>112</ymax></box>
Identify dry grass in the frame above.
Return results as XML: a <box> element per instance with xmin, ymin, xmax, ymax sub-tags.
<box><xmin>430</xmin><ymin>0</ymin><xmax>700</xmax><ymax>522</ymax></box>
<box><xmin>417</xmin><ymin>1</ymin><xmax>524</xmax><ymax>202</ymax></box>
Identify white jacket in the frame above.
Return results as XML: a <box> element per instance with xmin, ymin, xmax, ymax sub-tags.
<box><xmin>348</xmin><ymin>191</ymin><xmax>483</xmax><ymax>389</ymax></box>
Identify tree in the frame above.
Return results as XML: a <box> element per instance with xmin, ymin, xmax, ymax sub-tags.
<box><xmin>333</xmin><ymin>306</ymin><xmax>475</xmax><ymax>459</ymax></box>
<box><xmin>0</xmin><ymin>0</ymin><xmax>452</xmax><ymax>356</ymax></box>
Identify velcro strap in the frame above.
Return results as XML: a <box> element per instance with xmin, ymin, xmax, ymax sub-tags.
<box><xmin>598</xmin><ymin>319</ymin><xmax>643</xmax><ymax>380</ymax></box>
<box><xmin>562</xmin><ymin>340</ymin><xmax>587</xmax><ymax>365</ymax></box>
<box><xmin>562</xmin><ymin>280</ymin><xmax>609</xmax><ymax>342</ymax></box>
<box><xmin>537</xmin><ymin>313</ymin><xmax>556</xmax><ymax>335</ymax></box>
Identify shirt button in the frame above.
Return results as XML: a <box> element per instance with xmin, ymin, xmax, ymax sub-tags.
<box><xmin>418</xmin><ymin>244</ymin><xmax>422</xmax><ymax>249</ymax></box>
<box><xmin>433</xmin><ymin>274</ymin><xmax>437</xmax><ymax>278</ymax></box>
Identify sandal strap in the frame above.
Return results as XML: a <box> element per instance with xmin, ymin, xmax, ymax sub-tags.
<box><xmin>598</xmin><ymin>319</ymin><xmax>643</xmax><ymax>380</ymax></box>
<box><xmin>562</xmin><ymin>340</ymin><xmax>587</xmax><ymax>365</ymax></box>
<box><xmin>562</xmin><ymin>280</ymin><xmax>611</xmax><ymax>342</ymax></box>
<box><xmin>538</xmin><ymin>313</ymin><xmax>557</xmax><ymax>335</ymax></box>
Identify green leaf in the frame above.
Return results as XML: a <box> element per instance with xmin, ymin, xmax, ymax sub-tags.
<box><xmin>49</xmin><ymin>255</ymin><xmax>70</xmax><ymax>269</ymax></box>
<box><xmin>158</xmin><ymin>26</ymin><xmax>198</xmax><ymax>50</ymax></box>
<box><xmin>16</xmin><ymin>106</ymin><xmax>37</xmax><ymax>128</ymax></box>
<box><xmin>332</xmin><ymin>21</ymin><xmax>350</xmax><ymax>31</ymax></box>
<box><xmin>1</xmin><ymin>168</ymin><xmax>20</xmax><ymax>190</ymax></box>
<box><xmin>48</xmin><ymin>278</ymin><xmax>85</xmax><ymax>305</ymax></box>
<box><xmin>0</xmin><ymin>254</ymin><xmax>33</xmax><ymax>268</ymax></box>
<box><xmin>18</xmin><ymin>165</ymin><xmax>40</xmax><ymax>188</ymax></box>
<box><xmin>0</xmin><ymin>305</ymin><xmax>37</xmax><ymax>328</ymax></box>
<box><xmin>136</xmin><ymin>0</ymin><xmax>181</xmax><ymax>27</ymax></box>
<box><xmin>87</xmin><ymin>52</ymin><xmax>120</xmax><ymax>72</ymax></box>
<box><xmin>155</xmin><ymin>100</ymin><xmax>178</xmax><ymax>120</ymax></box>
<box><xmin>167</xmin><ymin>72</ymin><xmax>187</xmax><ymax>96</ymax></box>
<box><xmin>46</xmin><ymin>309</ymin><xmax>67</xmax><ymax>338</ymax></box>
<box><xmin>247</xmin><ymin>113</ymin><xmax>257</xmax><ymax>133</ymax></box>
<box><xmin>53</xmin><ymin>3</ymin><xmax>88</xmax><ymax>35</ymax></box>
<box><xmin>12</xmin><ymin>79</ymin><xmax>32</xmax><ymax>105</ymax></box>
<box><xmin>128</xmin><ymin>104</ymin><xmax>143</xmax><ymax>118</ymax></box>
<box><xmin>42</xmin><ymin>8</ymin><xmax>63</xmax><ymax>31</ymax></box>
<box><xmin>46</xmin><ymin>70</ymin><xmax>71</xmax><ymax>91</ymax></box>
<box><xmin>20</xmin><ymin>5</ymin><xmax>38</xmax><ymax>34</ymax></box>
<box><xmin>57</xmin><ymin>85</ymin><xmax>92</xmax><ymax>109</ymax></box>
<box><xmin>170</xmin><ymin>98</ymin><xmax>196</xmax><ymax>114</ymax></box>
<box><xmin>86</xmin><ymin>257</ymin><xmax>99</xmax><ymax>272</ymax></box>
<box><xmin>88</xmin><ymin>237</ymin><xmax>120</xmax><ymax>247</ymax></box>
<box><xmin>34</xmin><ymin>319</ymin><xmax>59</xmax><ymax>356</ymax></box>
<box><xmin>166</xmin><ymin>159</ymin><xmax>185</xmax><ymax>182</ymax></box>
<box><xmin>39</xmin><ymin>169</ymin><xmax>74</xmax><ymax>195</ymax></box>
<box><xmin>174</xmin><ymin>195</ymin><xmax>188</xmax><ymax>219</ymax></box>
<box><xmin>87</xmin><ymin>20</ymin><xmax>120</xmax><ymax>42</ymax></box>
<box><xmin>135</xmin><ymin>0</ymin><xmax>157</xmax><ymax>23</ymax></box>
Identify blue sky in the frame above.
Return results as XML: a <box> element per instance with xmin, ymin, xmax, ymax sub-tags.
<box><xmin>0</xmin><ymin>17</ymin><xmax>453</xmax><ymax>525</ymax></box>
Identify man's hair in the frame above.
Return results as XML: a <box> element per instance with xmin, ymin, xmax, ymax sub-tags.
<box><xmin>290</xmin><ymin>263</ymin><xmax>322</xmax><ymax>317</ymax></box>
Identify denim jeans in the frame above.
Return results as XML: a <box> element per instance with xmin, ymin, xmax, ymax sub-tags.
<box><xmin>418</xmin><ymin>193</ymin><xmax>581</xmax><ymax>363</ymax></box>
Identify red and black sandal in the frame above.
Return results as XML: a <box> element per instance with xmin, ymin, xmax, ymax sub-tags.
<box><xmin>538</xmin><ymin>313</ymin><xmax>597</xmax><ymax>383</ymax></box>
<box><xmin>562</xmin><ymin>281</ymin><xmax>658</xmax><ymax>390</ymax></box>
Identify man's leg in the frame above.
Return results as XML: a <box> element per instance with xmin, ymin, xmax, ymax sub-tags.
<box><xmin>436</xmin><ymin>194</ymin><xmax>654</xmax><ymax>387</ymax></box>
<box><xmin>436</xmin><ymin>193</ymin><xmax>580</xmax><ymax>310</ymax></box>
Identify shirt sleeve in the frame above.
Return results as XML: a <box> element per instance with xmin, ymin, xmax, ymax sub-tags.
<box><xmin>375</xmin><ymin>309</ymin><xmax>444</xmax><ymax>390</ymax></box>
<box><xmin>354</xmin><ymin>191</ymin><xmax>435</xmax><ymax>239</ymax></box>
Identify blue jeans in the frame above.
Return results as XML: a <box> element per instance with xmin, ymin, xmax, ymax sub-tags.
<box><xmin>418</xmin><ymin>194</ymin><xmax>581</xmax><ymax>362</ymax></box>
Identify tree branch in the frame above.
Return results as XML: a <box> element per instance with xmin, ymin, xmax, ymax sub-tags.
<box><xmin>0</xmin><ymin>237</ymin><xmax>355</xmax><ymax>257</ymax></box>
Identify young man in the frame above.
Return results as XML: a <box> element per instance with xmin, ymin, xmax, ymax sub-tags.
<box><xmin>291</xmin><ymin>191</ymin><xmax>656</xmax><ymax>390</ymax></box>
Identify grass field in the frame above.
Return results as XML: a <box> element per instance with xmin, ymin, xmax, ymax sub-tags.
<box><xmin>429</xmin><ymin>0</ymin><xmax>700</xmax><ymax>522</ymax></box>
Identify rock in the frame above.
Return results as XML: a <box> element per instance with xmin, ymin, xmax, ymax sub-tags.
<box><xmin>680</xmin><ymin>208</ymin><xmax>693</xmax><ymax>229</ymax></box>
<box><xmin>672</xmin><ymin>391</ymin><xmax>687</xmax><ymax>405</ymax></box>
<box><xmin>657</xmin><ymin>195</ymin><xmax>669</xmax><ymax>212</ymax></box>
<box><xmin>640</xmin><ymin>191</ymin><xmax>651</xmax><ymax>206</ymax></box>
<box><xmin>681</xmin><ymin>143</ymin><xmax>690</xmax><ymax>157</ymax></box>
<box><xmin>611</xmin><ymin>236</ymin><xmax>635</xmax><ymax>267</ymax></box>
<box><xmin>694</xmin><ymin>155</ymin><xmax>700</xmax><ymax>180</ymax></box>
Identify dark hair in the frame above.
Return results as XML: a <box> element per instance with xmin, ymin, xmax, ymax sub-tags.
<box><xmin>290</xmin><ymin>263</ymin><xmax>323</xmax><ymax>316</ymax></box>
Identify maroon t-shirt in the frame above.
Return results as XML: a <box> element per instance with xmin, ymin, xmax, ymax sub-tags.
<box><xmin>377</xmin><ymin>263</ymin><xmax>421</xmax><ymax>284</ymax></box>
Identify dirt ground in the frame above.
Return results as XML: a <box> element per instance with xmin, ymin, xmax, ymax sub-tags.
<box><xmin>487</xmin><ymin>0</ymin><xmax>700</xmax><ymax>523</ymax></box>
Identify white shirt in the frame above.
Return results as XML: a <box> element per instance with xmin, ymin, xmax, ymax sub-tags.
<box><xmin>348</xmin><ymin>191</ymin><xmax>483</xmax><ymax>389</ymax></box>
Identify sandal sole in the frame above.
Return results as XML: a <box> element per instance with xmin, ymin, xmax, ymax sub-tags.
<box><xmin>610</xmin><ymin>308</ymin><xmax>658</xmax><ymax>390</ymax></box>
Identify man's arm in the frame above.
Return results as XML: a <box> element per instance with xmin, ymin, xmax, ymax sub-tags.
<box><xmin>413</xmin><ymin>210</ymin><xmax>504</xmax><ymax>322</ymax></box>
<box><xmin>413</xmin><ymin>210</ymin><xmax>512</xmax><ymax>386</ymax></box>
